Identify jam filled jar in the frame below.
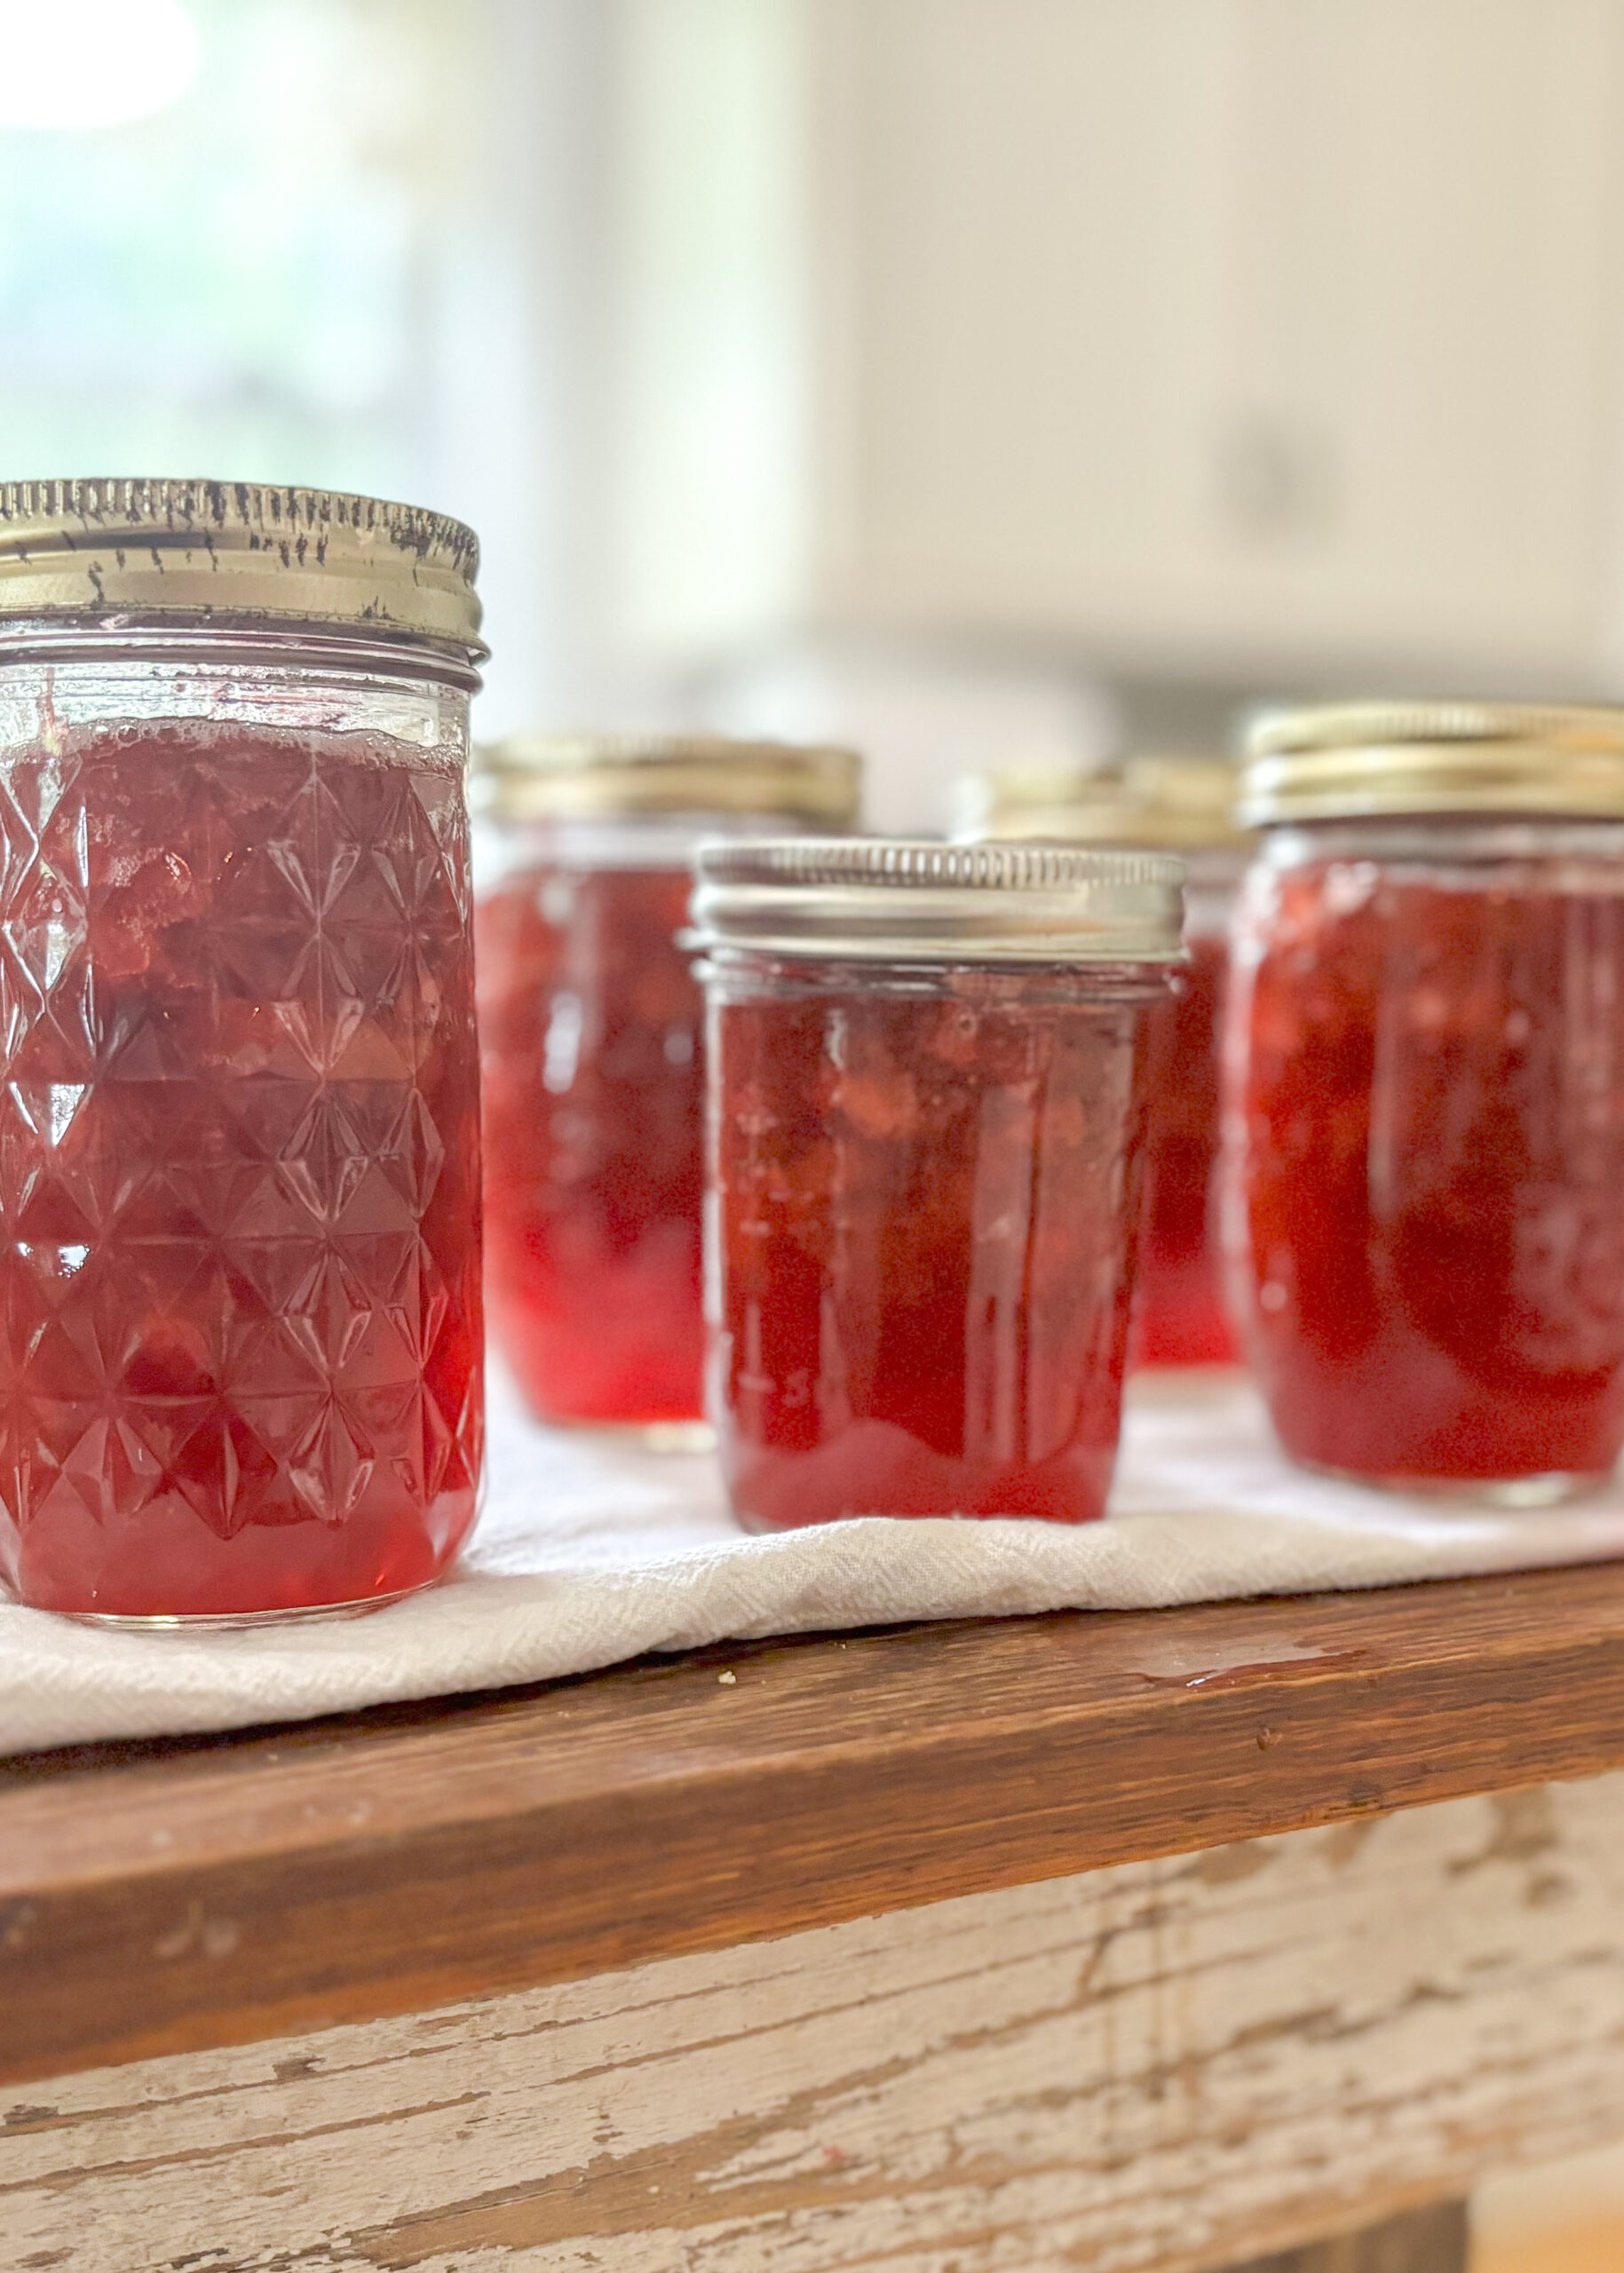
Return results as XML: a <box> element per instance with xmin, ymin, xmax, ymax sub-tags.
<box><xmin>955</xmin><ymin>757</ymin><xmax>1249</xmax><ymax>1366</ymax></box>
<box><xmin>692</xmin><ymin>838</ymin><xmax>1184</xmax><ymax>1527</ymax></box>
<box><xmin>474</xmin><ymin>736</ymin><xmax>860</xmax><ymax>1436</ymax></box>
<box><xmin>1229</xmin><ymin>702</ymin><xmax>1624</xmax><ymax>1501</ymax></box>
<box><xmin>0</xmin><ymin>479</ymin><xmax>487</xmax><ymax>1622</ymax></box>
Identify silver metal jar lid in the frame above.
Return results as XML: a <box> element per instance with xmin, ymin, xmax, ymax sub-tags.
<box><xmin>0</xmin><ymin>479</ymin><xmax>484</xmax><ymax>655</ymax></box>
<box><xmin>477</xmin><ymin>732</ymin><xmax>860</xmax><ymax>824</ymax></box>
<box><xmin>1241</xmin><ymin>701</ymin><xmax>1624</xmax><ymax>824</ymax></box>
<box><xmin>953</xmin><ymin>754</ymin><xmax>1251</xmax><ymax>850</ymax></box>
<box><xmin>690</xmin><ymin>838</ymin><xmax>1185</xmax><ymax>963</ymax></box>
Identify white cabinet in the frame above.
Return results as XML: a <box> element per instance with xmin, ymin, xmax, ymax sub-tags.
<box><xmin>609</xmin><ymin>0</ymin><xmax>1624</xmax><ymax>687</ymax></box>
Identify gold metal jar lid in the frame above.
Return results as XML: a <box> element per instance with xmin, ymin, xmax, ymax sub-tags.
<box><xmin>478</xmin><ymin>733</ymin><xmax>862</xmax><ymax>825</ymax></box>
<box><xmin>0</xmin><ymin>479</ymin><xmax>483</xmax><ymax>652</ymax></box>
<box><xmin>690</xmin><ymin>838</ymin><xmax>1185</xmax><ymax>964</ymax></box>
<box><xmin>953</xmin><ymin>754</ymin><xmax>1249</xmax><ymax>849</ymax></box>
<box><xmin>1242</xmin><ymin>701</ymin><xmax>1624</xmax><ymax>824</ymax></box>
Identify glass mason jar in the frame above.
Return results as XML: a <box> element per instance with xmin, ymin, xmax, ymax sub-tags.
<box><xmin>954</xmin><ymin>756</ymin><xmax>1250</xmax><ymax>1366</ymax></box>
<box><xmin>0</xmin><ymin>479</ymin><xmax>487</xmax><ymax>1623</ymax></box>
<box><xmin>473</xmin><ymin>735</ymin><xmax>860</xmax><ymax>1438</ymax></box>
<box><xmin>691</xmin><ymin>838</ymin><xmax>1184</xmax><ymax>1527</ymax></box>
<box><xmin>1228</xmin><ymin>701</ymin><xmax>1624</xmax><ymax>1501</ymax></box>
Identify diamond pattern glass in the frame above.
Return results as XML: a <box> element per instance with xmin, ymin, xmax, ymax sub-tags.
<box><xmin>0</xmin><ymin>704</ymin><xmax>483</xmax><ymax>1620</ymax></box>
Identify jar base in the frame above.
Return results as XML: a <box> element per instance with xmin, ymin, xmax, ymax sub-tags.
<box><xmin>1293</xmin><ymin>1456</ymin><xmax>1611</xmax><ymax>1509</ymax></box>
<box><xmin>49</xmin><ymin>1582</ymin><xmax>438</xmax><ymax>1634</ymax></box>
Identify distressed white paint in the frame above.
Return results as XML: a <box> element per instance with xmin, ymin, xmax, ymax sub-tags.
<box><xmin>7</xmin><ymin>1776</ymin><xmax>1624</xmax><ymax>2272</ymax></box>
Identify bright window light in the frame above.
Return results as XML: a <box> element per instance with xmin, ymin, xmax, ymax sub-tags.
<box><xmin>0</xmin><ymin>0</ymin><xmax>200</xmax><ymax>131</ymax></box>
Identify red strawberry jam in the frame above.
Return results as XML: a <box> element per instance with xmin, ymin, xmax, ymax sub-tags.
<box><xmin>477</xmin><ymin>863</ymin><xmax>705</xmax><ymax>1426</ymax></box>
<box><xmin>1229</xmin><ymin>841</ymin><xmax>1624</xmax><ymax>1491</ymax></box>
<box><xmin>1133</xmin><ymin>930</ymin><xmax>1237</xmax><ymax>1366</ymax></box>
<box><xmin>710</xmin><ymin>965</ymin><xmax>1157</xmax><ymax>1525</ymax></box>
<box><xmin>0</xmin><ymin>720</ymin><xmax>484</xmax><ymax>1619</ymax></box>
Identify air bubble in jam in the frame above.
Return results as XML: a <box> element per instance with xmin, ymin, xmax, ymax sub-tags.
<box><xmin>0</xmin><ymin>721</ymin><xmax>485</xmax><ymax>1619</ymax></box>
<box><xmin>477</xmin><ymin>864</ymin><xmax>706</xmax><ymax>1426</ymax></box>
<box><xmin>1229</xmin><ymin>851</ymin><xmax>1624</xmax><ymax>1489</ymax></box>
<box><xmin>710</xmin><ymin>964</ymin><xmax>1159</xmax><ymax>1525</ymax></box>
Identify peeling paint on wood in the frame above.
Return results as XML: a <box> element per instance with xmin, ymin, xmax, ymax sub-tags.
<box><xmin>6</xmin><ymin>1776</ymin><xmax>1624</xmax><ymax>2272</ymax></box>
<box><xmin>21</xmin><ymin>1562</ymin><xmax>1624</xmax><ymax>2085</ymax></box>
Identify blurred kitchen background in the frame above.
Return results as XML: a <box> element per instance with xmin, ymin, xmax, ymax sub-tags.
<box><xmin>14</xmin><ymin>0</ymin><xmax>1624</xmax><ymax>830</ymax></box>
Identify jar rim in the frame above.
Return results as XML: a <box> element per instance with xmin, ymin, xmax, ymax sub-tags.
<box><xmin>0</xmin><ymin>616</ymin><xmax>483</xmax><ymax>693</ymax></box>
<box><xmin>690</xmin><ymin>836</ymin><xmax>1185</xmax><ymax>963</ymax></box>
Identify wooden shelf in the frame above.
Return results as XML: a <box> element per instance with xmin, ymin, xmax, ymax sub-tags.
<box><xmin>7</xmin><ymin>1561</ymin><xmax>1624</xmax><ymax>2085</ymax></box>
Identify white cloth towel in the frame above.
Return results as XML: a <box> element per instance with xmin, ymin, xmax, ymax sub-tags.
<box><xmin>7</xmin><ymin>1368</ymin><xmax>1624</xmax><ymax>1758</ymax></box>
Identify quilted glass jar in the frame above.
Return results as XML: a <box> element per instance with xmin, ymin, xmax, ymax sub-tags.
<box><xmin>1229</xmin><ymin>702</ymin><xmax>1624</xmax><ymax>1501</ymax></box>
<box><xmin>955</xmin><ymin>756</ymin><xmax>1249</xmax><ymax>1366</ymax></box>
<box><xmin>692</xmin><ymin>838</ymin><xmax>1184</xmax><ymax>1528</ymax></box>
<box><xmin>0</xmin><ymin>480</ymin><xmax>487</xmax><ymax>1623</ymax></box>
<box><xmin>474</xmin><ymin>736</ymin><xmax>860</xmax><ymax>1439</ymax></box>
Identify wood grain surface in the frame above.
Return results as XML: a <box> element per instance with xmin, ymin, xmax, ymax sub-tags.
<box><xmin>9</xmin><ymin>1562</ymin><xmax>1624</xmax><ymax>2082</ymax></box>
<box><xmin>3</xmin><ymin>1780</ymin><xmax>1612</xmax><ymax>2273</ymax></box>
<box><xmin>1234</xmin><ymin>2205</ymin><xmax>1468</xmax><ymax>2272</ymax></box>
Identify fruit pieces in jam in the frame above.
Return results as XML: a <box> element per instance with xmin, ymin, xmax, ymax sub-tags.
<box><xmin>711</xmin><ymin>965</ymin><xmax>1156</xmax><ymax>1526</ymax></box>
<box><xmin>1132</xmin><ymin>930</ymin><xmax>1238</xmax><ymax>1366</ymax></box>
<box><xmin>0</xmin><ymin>721</ymin><xmax>484</xmax><ymax>1620</ymax></box>
<box><xmin>1230</xmin><ymin>849</ymin><xmax>1624</xmax><ymax>1490</ymax></box>
<box><xmin>477</xmin><ymin>863</ymin><xmax>705</xmax><ymax>1427</ymax></box>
